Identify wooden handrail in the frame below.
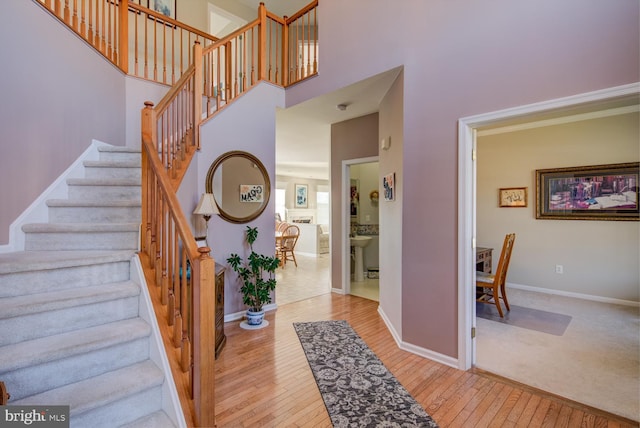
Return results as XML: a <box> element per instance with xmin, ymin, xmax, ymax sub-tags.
<box><xmin>141</xmin><ymin>100</ymin><xmax>215</xmax><ymax>427</ymax></box>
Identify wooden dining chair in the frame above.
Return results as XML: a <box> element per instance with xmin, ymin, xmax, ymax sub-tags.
<box><xmin>476</xmin><ymin>233</ymin><xmax>516</xmax><ymax>317</ymax></box>
<box><xmin>277</xmin><ymin>225</ymin><xmax>300</xmax><ymax>267</ymax></box>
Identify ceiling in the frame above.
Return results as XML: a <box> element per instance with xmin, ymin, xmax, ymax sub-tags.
<box><xmin>275</xmin><ymin>69</ymin><xmax>402</xmax><ymax>180</ymax></box>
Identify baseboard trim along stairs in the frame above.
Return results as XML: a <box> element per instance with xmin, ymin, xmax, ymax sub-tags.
<box><xmin>0</xmin><ymin>143</ymin><xmax>185</xmax><ymax>427</ymax></box>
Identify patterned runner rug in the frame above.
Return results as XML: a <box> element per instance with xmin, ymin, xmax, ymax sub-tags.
<box><xmin>293</xmin><ymin>320</ymin><xmax>439</xmax><ymax>427</ymax></box>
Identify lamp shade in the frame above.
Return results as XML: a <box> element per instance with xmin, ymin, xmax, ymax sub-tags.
<box><xmin>193</xmin><ymin>193</ymin><xmax>219</xmax><ymax>217</ymax></box>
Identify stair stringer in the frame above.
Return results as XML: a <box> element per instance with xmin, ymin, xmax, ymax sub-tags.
<box><xmin>131</xmin><ymin>254</ymin><xmax>187</xmax><ymax>428</ymax></box>
<box><xmin>0</xmin><ymin>139</ymin><xmax>109</xmax><ymax>254</ymax></box>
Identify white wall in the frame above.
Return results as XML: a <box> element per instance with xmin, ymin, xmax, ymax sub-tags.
<box><xmin>478</xmin><ymin>112</ymin><xmax>640</xmax><ymax>302</ymax></box>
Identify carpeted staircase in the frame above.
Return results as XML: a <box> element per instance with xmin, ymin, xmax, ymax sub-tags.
<box><xmin>0</xmin><ymin>145</ymin><xmax>180</xmax><ymax>427</ymax></box>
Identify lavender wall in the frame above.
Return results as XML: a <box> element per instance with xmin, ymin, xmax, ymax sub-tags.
<box><xmin>287</xmin><ymin>0</ymin><xmax>639</xmax><ymax>358</ymax></box>
<box><xmin>198</xmin><ymin>83</ymin><xmax>284</xmax><ymax>315</ymax></box>
<box><xmin>330</xmin><ymin>114</ymin><xmax>379</xmax><ymax>290</ymax></box>
<box><xmin>0</xmin><ymin>1</ymin><xmax>126</xmax><ymax>244</ymax></box>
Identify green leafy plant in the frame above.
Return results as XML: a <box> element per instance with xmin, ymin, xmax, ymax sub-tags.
<box><xmin>227</xmin><ymin>226</ymin><xmax>280</xmax><ymax>312</ymax></box>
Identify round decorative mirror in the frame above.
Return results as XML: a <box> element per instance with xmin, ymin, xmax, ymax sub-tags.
<box><xmin>205</xmin><ymin>151</ymin><xmax>271</xmax><ymax>224</ymax></box>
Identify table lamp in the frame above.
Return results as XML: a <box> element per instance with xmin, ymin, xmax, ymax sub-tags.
<box><xmin>193</xmin><ymin>193</ymin><xmax>219</xmax><ymax>243</ymax></box>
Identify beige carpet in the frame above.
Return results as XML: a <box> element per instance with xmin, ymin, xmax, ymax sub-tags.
<box><xmin>475</xmin><ymin>287</ymin><xmax>639</xmax><ymax>421</ymax></box>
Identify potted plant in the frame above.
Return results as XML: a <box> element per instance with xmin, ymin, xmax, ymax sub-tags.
<box><xmin>227</xmin><ymin>226</ymin><xmax>280</xmax><ymax>326</ymax></box>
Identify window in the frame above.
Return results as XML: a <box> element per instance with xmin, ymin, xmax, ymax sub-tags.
<box><xmin>275</xmin><ymin>189</ymin><xmax>286</xmax><ymax>222</ymax></box>
<box><xmin>316</xmin><ymin>189</ymin><xmax>329</xmax><ymax>225</ymax></box>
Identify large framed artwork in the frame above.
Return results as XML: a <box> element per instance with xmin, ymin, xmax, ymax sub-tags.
<box><xmin>536</xmin><ymin>162</ymin><xmax>639</xmax><ymax>221</ymax></box>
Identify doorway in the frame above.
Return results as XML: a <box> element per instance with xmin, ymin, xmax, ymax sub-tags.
<box><xmin>342</xmin><ymin>157</ymin><xmax>379</xmax><ymax>299</ymax></box>
<box><xmin>457</xmin><ymin>83</ymin><xmax>639</xmax><ymax>419</ymax></box>
<box><xmin>458</xmin><ymin>82</ymin><xmax>639</xmax><ymax>370</ymax></box>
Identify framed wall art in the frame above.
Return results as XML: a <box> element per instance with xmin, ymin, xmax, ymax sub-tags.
<box><xmin>148</xmin><ymin>0</ymin><xmax>176</xmax><ymax>22</ymax></box>
<box><xmin>536</xmin><ymin>162</ymin><xmax>639</xmax><ymax>221</ymax></box>
<box><xmin>239</xmin><ymin>185</ymin><xmax>264</xmax><ymax>203</ymax></box>
<box><xmin>383</xmin><ymin>172</ymin><xmax>395</xmax><ymax>201</ymax></box>
<box><xmin>499</xmin><ymin>187</ymin><xmax>527</xmax><ymax>207</ymax></box>
<box><xmin>295</xmin><ymin>184</ymin><xmax>308</xmax><ymax>208</ymax></box>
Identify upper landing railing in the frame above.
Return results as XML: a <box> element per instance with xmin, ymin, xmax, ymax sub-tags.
<box><xmin>35</xmin><ymin>0</ymin><xmax>318</xmax><ymax>89</ymax></box>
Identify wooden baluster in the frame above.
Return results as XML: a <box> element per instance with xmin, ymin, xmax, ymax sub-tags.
<box><xmin>63</xmin><ymin>0</ymin><xmax>70</xmax><ymax>23</ymax></box>
<box><xmin>72</xmin><ymin>0</ymin><xmax>78</xmax><ymax>30</ymax></box>
<box><xmin>153</xmin><ymin>20</ymin><xmax>158</xmax><ymax>81</ymax></box>
<box><xmin>282</xmin><ymin>17</ymin><xmax>289</xmax><ymax>86</ymax></box>
<box><xmin>133</xmin><ymin>7</ymin><xmax>138</xmax><ymax>76</ymax></box>
<box><xmin>154</xmin><ymin>193</ymin><xmax>162</xmax><ymax>288</ymax></box>
<box><xmin>193</xmin><ymin>41</ymin><xmax>202</xmax><ymax>150</ymax></box>
<box><xmin>171</xmin><ymin>28</ymin><xmax>175</xmax><ymax>84</ymax></box>
<box><xmin>87</xmin><ymin>0</ymin><xmax>93</xmax><ymax>44</ymax></box>
<box><xmin>144</xmin><ymin>16</ymin><xmax>148</xmax><ymax>79</ymax></box>
<box><xmin>107</xmin><ymin>0</ymin><xmax>112</xmax><ymax>60</ymax></box>
<box><xmin>242</xmin><ymin>31</ymin><xmax>247</xmax><ymax>91</ymax></box>
<box><xmin>251</xmin><ymin>28</ymin><xmax>256</xmax><ymax>85</ymax></box>
<box><xmin>233</xmin><ymin>38</ymin><xmax>238</xmax><ymax>98</ymax></box>
<box><xmin>162</xmin><ymin>25</ymin><xmax>167</xmax><ymax>84</ymax></box>
<box><xmin>119</xmin><ymin>0</ymin><xmax>128</xmax><ymax>74</ymax></box>
<box><xmin>313</xmin><ymin>7</ymin><xmax>317</xmax><ymax>74</ymax></box>
<box><xmin>80</xmin><ymin>0</ymin><xmax>86</xmax><ymax>36</ymax></box>
<box><xmin>161</xmin><ymin>201</ymin><xmax>169</xmax><ymax>305</ymax></box>
<box><xmin>258</xmin><ymin>2</ymin><xmax>266</xmax><ymax>81</ymax></box>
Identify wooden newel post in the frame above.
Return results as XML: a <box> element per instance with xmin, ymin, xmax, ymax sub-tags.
<box><xmin>193</xmin><ymin>247</ymin><xmax>216</xmax><ymax>427</ymax></box>
<box><xmin>141</xmin><ymin>101</ymin><xmax>155</xmax><ymax>258</ymax></box>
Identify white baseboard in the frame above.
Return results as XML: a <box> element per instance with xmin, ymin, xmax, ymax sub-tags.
<box><xmin>377</xmin><ymin>306</ymin><xmax>459</xmax><ymax>369</ymax></box>
<box><xmin>0</xmin><ymin>139</ymin><xmax>109</xmax><ymax>253</ymax></box>
<box><xmin>508</xmin><ymin>282</ymin><xmax>639</xmax><ymax>307</ymax></box>
<box><xmin>224</xmin><ymin>302</ymin><xmax>277</xmax><ymax>323</ymax></box>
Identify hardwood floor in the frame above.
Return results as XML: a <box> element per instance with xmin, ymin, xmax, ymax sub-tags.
<box><xmin>214</xmin><ymin>293</ymin><xmax>638</xmax><ymax>427</ymax></box>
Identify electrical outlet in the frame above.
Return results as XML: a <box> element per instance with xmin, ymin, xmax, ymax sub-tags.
<box><xmin>555</xmin><ymin>265</ymin><xmax>564</xmax><ymax>274</ymax></box>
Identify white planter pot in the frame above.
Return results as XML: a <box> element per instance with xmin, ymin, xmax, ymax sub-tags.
<box><xmin>246</xmin><ymin>309</ymin><xmax>265</xmax><ymax>326</ymax></box>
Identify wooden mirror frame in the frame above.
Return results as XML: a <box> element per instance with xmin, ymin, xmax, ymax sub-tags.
<box><xmin>205</xmin><ymin>151</ymin><xmax>271</xmax><ymax>224</ymax></box>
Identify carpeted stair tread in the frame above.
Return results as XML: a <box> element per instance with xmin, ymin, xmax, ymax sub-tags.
<box><xmin>98</xmin><ymin>146</ymin><xmax>141</xmax><ymax>154</ymax></box>
<box><xmin>0</xmin><ymin>281</ymin><xmax>139</xmax><ymax>320</ymax></box>
<box><xmin>66</xmin><ymin>177</ymin><xmax>140</xmax><ymax>186</ymax></box>
<box><xmin>13</xmin><ymin>360</ymin><xmax>164</xmax><ymax>415</ymax></box>
<box><xmin>46</xmin><ymin>199</ymin><xmax>141</xmax><ymax>207</ymax></box>
<box><xmin>0</xmin><ymin>318</ymin><xmax>150</xmax><ymax>373</ymax></box>
<box><xmin>121</xmin><ymin>411</ymin><xmax>176</xmax><ymax>428</ymax></box>
<box><xmin>0</xmin><ymin>250</ymin><xmax>134</xmax><ymax>275</ymax></box>
<box><xmin>22</xmin><ymin>223</ymin><xmax>140</xmax><ymax>233</ymax></box>
<box><xmin>83</xmin><ymin>160</ymin><xmax>140</xmax><ymax>168</ymax></box>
